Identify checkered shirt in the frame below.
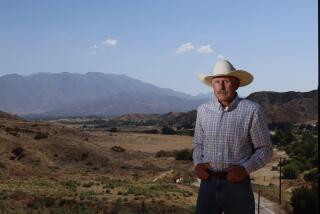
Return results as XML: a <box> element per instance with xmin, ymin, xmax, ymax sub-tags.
<box><xmin>193</xmin><ymin>94</ymin><xmax>273</xmax><ymax>174</ymax></box>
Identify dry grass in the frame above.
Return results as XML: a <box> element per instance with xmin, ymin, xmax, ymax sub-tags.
<box><xmin>0</xmin><ymin>116</ymin><xmax>197</xmax><ymax>213</ymax></box>
<box><xmin>1</xmin><ymin>116</ymin><xmax>298</xmax><ymax>213</ymax></box>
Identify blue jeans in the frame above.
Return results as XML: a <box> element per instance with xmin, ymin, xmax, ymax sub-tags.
<box><xmin>196</xmin><ymin>176</ymin><xmax>255</xmax><ymax>214</ymax></box>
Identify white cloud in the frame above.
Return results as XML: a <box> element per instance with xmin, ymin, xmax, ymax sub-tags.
<box><xmin>176</xmin><ymin>42</ymin><xmax>194</xmax><ymax>54</ymax></box>
<box><xmin>197</xmin><ymin>45</ymin><xmax>213</xmax><ymax>54</ymax></box>
<box><xmin>101</xmin><ymin>38</ymin><xmax>117</xmax><ymax>46</ymax></box>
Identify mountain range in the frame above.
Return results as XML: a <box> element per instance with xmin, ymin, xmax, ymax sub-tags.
<box><xmin>0</xmin><ymin>72</ymin><xmax>206</xmax><ymax>118</ymax></box>
<box><xmin>0</xmin><ymin>72</ymin><xmax>317</xmax><ymax>123</ymax></box>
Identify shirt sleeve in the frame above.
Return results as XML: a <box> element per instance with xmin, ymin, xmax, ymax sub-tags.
<box><xmin>193</xmin><ymin>107</ymin><xmax>205</xmax><ymax>166</ymax></box>
<box><xmin>241</xmin><ymin>105</ymin><xmax>273</xmax><ymax>174</ymax></box>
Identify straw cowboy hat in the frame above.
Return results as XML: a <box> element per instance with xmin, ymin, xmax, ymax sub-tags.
<box><xmin>198</xmin><ymin>59</ymin><xmax>254</xmax><ymax>87</ymax></box>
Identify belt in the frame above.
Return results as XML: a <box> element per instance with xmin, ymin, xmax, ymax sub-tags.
<box><xmin>207</xmin><ymin>170</ymin><xmax>228</xmax><ymax>179</ymax></box>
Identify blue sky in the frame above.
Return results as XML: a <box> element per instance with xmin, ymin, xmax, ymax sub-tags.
<box><xmin>0</xmin><ymin>0</ymin><xmax>318</xmax><ymax>96</ymax></box>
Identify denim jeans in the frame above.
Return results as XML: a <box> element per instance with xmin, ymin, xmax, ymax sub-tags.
<box><xmin>196</xmin><ymin>176</ymin><xmax>255</xmax><ymax>214</ymax></box>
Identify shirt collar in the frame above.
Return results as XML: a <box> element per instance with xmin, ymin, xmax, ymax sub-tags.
<box><xmin>212</xmin><ymin>93</ymin><xmax>240</xmax><ymax>112</ymax></box>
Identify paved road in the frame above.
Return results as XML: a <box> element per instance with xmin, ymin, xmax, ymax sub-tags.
<box><xmin>254</xmin><ymin>192</ymin><xmax>279</xmax><ymax>214</ymax></box>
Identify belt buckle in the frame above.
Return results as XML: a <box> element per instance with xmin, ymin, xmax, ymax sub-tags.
<box><xmin>209</xmin><ymin>170</ymin><xmax>227</xmax><ymax>179</ymax></box>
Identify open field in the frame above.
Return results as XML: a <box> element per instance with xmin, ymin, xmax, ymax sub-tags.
<box><xmin>0</xmin><ymin>116</ymin><xmax>197</xmax><ymax>213</ymax></box>
<box><xmin>0</xmin><ymin>115</ymin><xmax>291</xmax><ymax>213</ymax></box>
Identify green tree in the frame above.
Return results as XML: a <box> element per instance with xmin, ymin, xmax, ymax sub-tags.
<box><xmin>161</xmin><ymin>126</ymin><xmax>176</xmax><ymax>135</ymax></box>
<box><xmin>304</xmin><ymin>168</ymin><xmax>318</xmax><ymax>183</ymax></box>
<box><xmin>282</xmin><ymin>163</ymin><xmax>299</xmax><ymax>179</ymax></box>
<box><xmin>175</xmin><ymin>149</ymin><xmax>193</xmax><ymax>161</ymax></box>
<box><xmin>291</xmin><ymin>186</ymin><xmax>318</xmax><ymax>214</ymax></box>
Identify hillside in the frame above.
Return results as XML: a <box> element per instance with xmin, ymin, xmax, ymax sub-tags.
<box><xmin>246</xmin><ymin>90</ymin><xmax>318</xmax><ymax>124</ymax></box>
<box><xmin>0</xmin><ymin>111</ymin><xmax>198</xmax><ymax>213</ymax></box>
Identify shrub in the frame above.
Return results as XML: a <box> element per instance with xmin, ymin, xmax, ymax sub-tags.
<box><xmin>111</xmin><ymin>146</ymin><xmax>125</xmax><ymax>152</ymax></box>
<box><xmin>155</xmin><ymin>149</ymin><xmax>193</xmax><ymax>160</ymax></box>
<box><xmin>82</xmin><ymin>182</ymin><xmax>93</xmax><ymax>188</ymax></box>
<box><xmin>304</xmin><ymin>168</ymin><xmax>318</xmax><ymax>183</ymax></box>
<box><xmin>141</xmin><ymin>129</ymin><xmax>159</xmax><ymax>134</ymax></box>
<box><xmin>61</xmin><ymin>180</ymin><xmax>78</xmax><ymax>192</ymax></box>
<box><xmin>109</xmin><ymin>127</ymin><xmax>118</xmax><ymax>132</ymax></box>
<box><xmin>175</xmin><ymin>149</ymin><xmax>193</xmax><ymax>161</ymax></box>
<box><xmin>176</xmin><ymin>129</ymin><xmax>194</xmax><ymax>136</ymax></box>
<box><xmin>161</xmin><ymin>126</ymin><xmax>176</xmax><ymax>135</ymax></box>
<box><xmin>291</xmin><ymin>186</ymin><xmax>318</xmax><ymax>214</ymax></box>
<box><xmin>282</xmin><ymin>164</ymin><xmax>299</xmax><ymax>179</ymax></box>
<box><xmin>10</xmin><ymin>147</ymin><xmax>25</xmax><ymax>160</ymax></box>
<box><xmin>155</xmin><ymin>150</ymin><xmax>175</xmax><ymax>158</ymax></box>
<box><xmin>81</xmin><ymin>152</ymin><xmax>89</xmax><ymax>160</ymax></box>
<box><xmin>34</xmin><ymin>132</ymin><xmax>48</xmax><ymax>140</ymax></box>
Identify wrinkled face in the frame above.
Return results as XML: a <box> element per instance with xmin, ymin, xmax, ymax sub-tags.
<box><xmin>211</xmin><ymin>76</ymin><xmax>240</xmax><ymax>106</ymax></box>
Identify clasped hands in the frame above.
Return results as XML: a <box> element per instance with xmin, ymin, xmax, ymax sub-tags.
<box><xmin>195</xmin><ymin>163</ymin><xmax>248</xmax><ymax>182</ymax></box>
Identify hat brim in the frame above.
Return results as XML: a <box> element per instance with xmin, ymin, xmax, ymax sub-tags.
<box><xmin>199</xmin><ymin>70</ymin><xmax>253</xmax><ymax>87</ymax></box>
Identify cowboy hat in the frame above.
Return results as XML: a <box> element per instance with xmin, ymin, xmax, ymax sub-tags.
<box><xmin>198</xmin><ymin>59</ymin><xmax>253</xmax><ymax>87</ymax></box>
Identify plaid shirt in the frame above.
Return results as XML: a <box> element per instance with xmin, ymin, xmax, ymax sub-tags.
<box><xmin>193</xmin><ymin>94</ymin><xmax>273</xmax><ymax>174</ymax></box>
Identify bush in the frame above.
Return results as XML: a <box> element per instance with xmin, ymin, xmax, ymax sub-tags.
<box><xmin>282</xmin><ymin>164</ymin><xmax>299</xmax><ymax>179</ymax></box>
<box><xmin>141</xmin><ymin>129</ymin><xmax>159</xmax><ymax>134</ymax></box>
<box><xmin>111</xmin><ymin>146</ymin><xmax>125</xmax><ymax>152</ymax></box>
<box><xmin>175</xmin><ymin>149</ymin><xmax>193</xmax><ymax>161</ymax></box>
<box><xmin>109</xmin><ymin>127</ymin><xmax>118</xmax><ymax>132</ymax></box>
<box><xmin>156</xmin><ymin>149</ymin><xmax>193</xmax><ymax>161</ymax></box>
<box><xmin>10</xmin><ymin>147</ymin><xmax>25</xmax><ymax>160</ymax></box>
<box><xmin>291</xmin><ymin>186</ymin><xmax>318</xmax><ymax>214</ymax></box>
<box><xmin>34</xmin><ymin>132</ymin><xmax>48</xmax><ymax>140</ymax></box>
<box><xmin>304</xmin><ymin>168</ymin><xmax>318</xmax><ymax>183</ymax></box>
<box><xmin>161</xmin><ymin>126</ymin><xmax>176</xmax><ymax>135</ymax></box>
<box><xmin>61</xmin><ymin>180</ymin><xmax>78</xmax><ymax>192</ymax></box>
<box><xmin>156</xmin><ymin>150</ymin><xmax>175</xmax><ymax>158</ymax></box>
<box><xmin>176</xmin><ymin>129</ymin><xmax>194</xmax><ymax>136</ymax></box>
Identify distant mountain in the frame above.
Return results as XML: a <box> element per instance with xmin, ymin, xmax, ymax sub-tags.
<box><xmin>193</xmin><ymin>92</ymin><xmax>212</xmax><ymax>100</ymax></box>
<box><xmin>0</xmin><ymin>111</ymin><xmax>22</xmax><ymax>121</ymax></box>
<box><xmin>246</xmin><ymin>90</ymin><xmax>318</xmax><ymax>124</ymax></box>
<box><xmin>0</xmin><ymin>72</ymin><xmax>207</xmax><ymax>118</ymax></box>
<box><xmin>27</xmin><ymin>91</ymin><xmax>204</xmax><ymax>119</ymax></box>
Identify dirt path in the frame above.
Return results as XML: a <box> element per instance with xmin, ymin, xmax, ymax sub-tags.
<box><xmin>152</xmin><ymin>169</ymin><xmax>174</xmax><ymax>182</ymax></box>
<box><xmin>251</xmin><ymin>148</ymin><xmax>288</xmax><ymax>186</ymax></box>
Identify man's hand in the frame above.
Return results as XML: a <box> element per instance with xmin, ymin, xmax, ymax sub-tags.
<box><xmin>227</xmin><ymin>165</ymin><xmax>248</xmax><ymax>182</ymax></box>
<box><xmin>195</xmin><ymin>163</ymin><xmax>210</xmax><ymax>180</ymax></box>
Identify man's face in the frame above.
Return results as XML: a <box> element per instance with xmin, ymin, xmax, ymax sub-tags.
<box><xmin>211</xmin><ymin>76</ymin><xmax>240</xmax><ymax>106</ymax></box>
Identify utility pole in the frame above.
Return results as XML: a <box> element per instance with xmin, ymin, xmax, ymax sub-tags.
<box><xmin>279</xmin><ymin>157</ymin><xmax>282</xmax><ymax>204</ymax></box>
<box><xmin>257</xmin><ymin>190</ymin><xmax>261</xmax><ymax>214</ymax></box>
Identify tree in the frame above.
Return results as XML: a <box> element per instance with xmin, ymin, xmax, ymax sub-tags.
<box><xmin>291</xmin><ymin>186</ymin><xmax>318</xmax><ymax>214</ymax></box>
<box><xmin>303</xmin><ymin>168</ymin><xmax>318</xmax><ymax>183</ymax></box>
<box><xmin>161</xmin><ymin>125</ymin><xmax>176</xmax><ymax>135</ymax></box>
<box><xmin>282</xmin><ymin>163</ymin><xmax>300</xmax><ymax>179</ymax></box>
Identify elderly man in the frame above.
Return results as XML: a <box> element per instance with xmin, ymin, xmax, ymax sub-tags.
<box><xmin>193</xmin><ymin>59</ymin><xmax>273</xmax><ymax>214</ymax></box>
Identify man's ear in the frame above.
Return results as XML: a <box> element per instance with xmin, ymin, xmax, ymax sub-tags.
<box><xmin>235</xmin><ymin>82</ymin><xmax>240</xmax><ymax>90</ymax></box>
<box><xmin>233</xmin><ymin>78</ymin><xmax>240</xmax><ymax>90</ymax></box>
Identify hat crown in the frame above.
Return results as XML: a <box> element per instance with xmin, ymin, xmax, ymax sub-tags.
<box><xmin>213</xmin><ymin>60</ymin><xmax>236</xmax><ymax>75</ymax></box>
